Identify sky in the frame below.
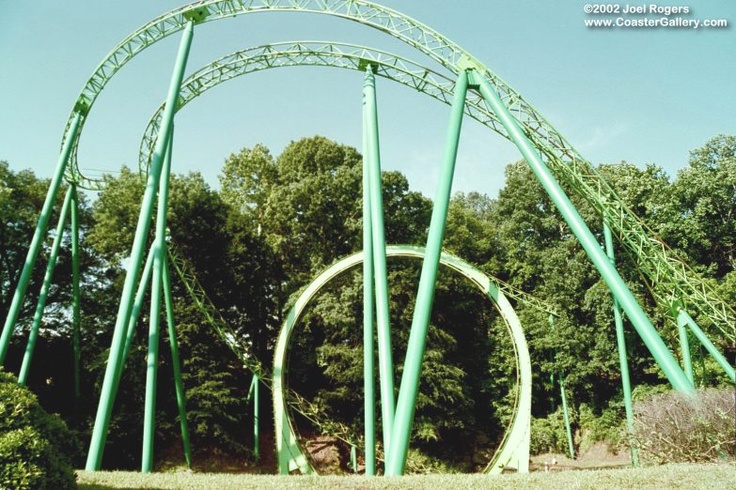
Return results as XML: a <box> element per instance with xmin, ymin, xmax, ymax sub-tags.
<box><xmin>1</xmin><ymin>1</ymin><xmax>734</xmax><ymax>199</ymax></box>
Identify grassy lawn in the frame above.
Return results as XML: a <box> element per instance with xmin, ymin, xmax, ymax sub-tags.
<box><xmin>78</xmin><ymin>462</ymin><xmax>735</xmax><ymax>489</ymax></box>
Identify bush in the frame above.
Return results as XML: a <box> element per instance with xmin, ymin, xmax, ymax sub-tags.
<box><xmin>530</xmin><ymin>407</ymin><xmax>575</xmax><ymax>455</ymax></box>
<box><xmin>632</xmin><ymin>387</ymin><xmax>736</xmax><ymax>464</ymax></box>
<box><xmin>578</xmin><ymin>402</ymin><xmax>625</xmax><ymax>454</ymax></box>
<box><xmin>0</xmin><ymin>368</ymin><xmax>78</xmax><ymax>489</ymax></box>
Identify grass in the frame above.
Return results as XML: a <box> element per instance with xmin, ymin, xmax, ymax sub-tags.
<box><xmin>78</xmin><ymin>462</ymin><xmax>736</xmax><ymax>489</ymax></box>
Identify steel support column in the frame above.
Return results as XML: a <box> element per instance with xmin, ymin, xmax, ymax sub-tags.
<box><xmin>363</xmin><ymin>65</ymin><xmax>395</xmax><ymax>459</ymax></box>
<box><xmin>142</xmin><ymin>126</ymin><xmax>175</xmax><ymax>472</ymax></box>
<box><xmin>470</xmin><ymin>69</ymin><xmax>694</xmax><ymax>395</ymax></box>
<box><xmin>676</xmin><ymin>311</ymin><xmax>695</xmax><ymax>384</ymax></box>
<box><xmin>247</xmin><ymin>374</ymin><xmax>260</xmax><ymax>462</ymax></box>
<box><xmin>361</xmin><ymin>66</ymin><xmax>377</xmax><ymax>476</ymax></box>
<box><xmin>676</xmin><ymin>308</ymin><xmax>735</xmax><ymax>383</ymax></box>
<box><xmin>70</xmin><ymin>185</ymin><xmax>82</xmax><ymax>399</ymax></box>
<box><xmin>86</xmin><ymin>21</ymin><xmax>194</xmax><ymax>471</ymax></box>
<box><xmin>385</xmin><ymin>69</ymin><xmax>469</xmax><ymax>476</ymax></box>
<box><xmin>603</xmin><ymin>222</ymin><xmax>638</xmax><ymax>466</ymax></box>
<box><xmin>0</xmin><ymin>113</ymin><xmax>82</xmax><ymax>364</ymax></box>
<box><xmin>120</xmin><ymin>248</ymin><xmax>156</xmax><ymax>380</ymax></box>
<box><xmin>18</xmin><ymin>187</ymin><xmax>74</xmax><ymax>385</ymax></box>
<box><xmin>162</xmin><ymin>252</ymin><xmax>192</xmax><ymax>468</ymax></box>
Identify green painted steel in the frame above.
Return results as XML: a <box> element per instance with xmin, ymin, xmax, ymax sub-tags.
<box><xmin>48</xmin><ymin>0</ymin><xmax>731</xmax><ymax>348</ymax></box>
<box><xmin>470</xmin><ymin>70</ymin><xmax>695</xmax><ymax>396</ymax></box>
<box><xmin>247</xmin><ymin>374</ymin><xmax>260</xmax><ymax>462</ymax></box>
<box><xmin>676</xmin><ymin>309</ymin><xmax>735</xmax><ymax>383</ymax></box>
<box><xmin>162</xmin><ymin>253</ymin><xmax>192</xmax><ymax>468</ymax></box>
<box><xmin>385</xmin><ymin>70</ymin><xmax>468</xmax><ymax>476</ymax></box>
<box><xmin>7</xmin><ymin>0</ymin><xmax>733</xmax><ymax>476</ymax></box>
<box><xmin>18</xmin><ymin>188</ymin><xmax>73</xmax><ymax>385</ymax></box>
<box><xmin>0</xmin><ymin>113</ymin><xmax>81</xmax><ymax>364</ymax></box>
<box><xmin>559</xmin><ymin>376</ymin><xmax>575</xmax><ymax>461</ymax></box>
<box><xmin>363</xmin><ymin>66</ymin><xmax>396</xmax><ymax>456</ymax></box>
<box><xmin>142</xmin><ymin>129</ymin><xmax>175</xmax><ymax>472</ymax></box>
<box><xmin>361</xmin><ymin>74</ymin><xmax>377</xmax><ymax>476</ymax></box>
<box><xmin>120</xmin><ymin>249</ymin><xmax>155</xmax><ymax>380</ymax></box>
<box><xmin>273</xmin><ymin>245</ymin><xmax>532</xmax><ymax>475</ymax></box>
<box><xmin>677</xmin><ymin>312</ymin><xmax>695</xmax><ymax>384</ymax></box>
<box><xmin>85</xmin><ymin>21</ymin><xmax>195</xmax><ymax>471</ymax></box>
<box><xmin>547</xmin><ymin>315</ymin><xmax>575</xmax><ymax>461</ymax></box>
<box><xmin>604</xmin><ymin>222</ymin><xmax>638</xmax><ymax>467</ymax></box>
<box><xmin>70</xmin><ymin>185</ymin><xmax>82</xmax><ymax>400</ymax></box>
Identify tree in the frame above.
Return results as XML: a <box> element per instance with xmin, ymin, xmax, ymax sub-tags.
<box><xmin>663</xmin><ymin>135</ymin><xmax>736</xmax><ymax>277</ymax></box>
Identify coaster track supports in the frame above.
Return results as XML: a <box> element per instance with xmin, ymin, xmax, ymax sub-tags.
<box><xmin>142</xmin><ymin>127</ymin><xmax>175</xmax><ymax>472</ymax></box>
<box><xmin>469</xmin><ymin>68</ymin><xmax>694</xmax><ymax>396</ymax></box>
<box><xmin>363</xmin><ymin>64</ymin><xmax>395</xmax><ymax>459</ymax></box>
<box><xmin>85</xmin><ymin>20</ymin><xmax>195</xmax><ymax>471</ymax></box>
<box><xmin>604</xmin><ymin>222</ymin><xmax>638</xmax><ymax>467</ymax></box>
<box><xmin>674</xmin><ymin>307</ymin><xmax>735</xmax><ymax>383</ymax></box>
<box><xmin>385</xmin><ymin>69</ymin><xmax>469</xmax><ymax>476</ymax></box>
<box><xmin>0</xmin><ymin>113</ymin><xmax>82</xmax><ymax>364</ymax></box>
<box><xmin>18</xmin><ymin>188</ymin><xmax>74</xmax><ymax>385</ymax></box>
<box><xmin>361</xmin><ymin>67</ymin><xmax>377</xmax><ymax>476</ymax></box>
<box><xmin>162</xmin><ymin>251</ymin><xmax>192</xmax><ymax>468</ymax></box>
<box><xmin>70</xmin><ymin>185</ymin><xmax>82</xmax><ymax>400</ymax></box>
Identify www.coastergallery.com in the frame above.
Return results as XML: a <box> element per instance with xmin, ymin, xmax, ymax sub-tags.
<box><xmin>584</xmin><ymin>16</ymin><xmax>728</xmax><ymax>29</ymax></box>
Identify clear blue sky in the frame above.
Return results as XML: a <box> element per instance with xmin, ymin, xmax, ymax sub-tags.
<box><xmin>1</xmin><ymin>1</ymin><xmax>734</xmax><ymax>198</ymax></box>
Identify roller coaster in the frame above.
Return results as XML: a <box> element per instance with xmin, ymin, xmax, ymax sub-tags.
<box><xmin>1</xmin><ymin>0</ymin><xmax>733</xmax><ymax>477</ymax></box>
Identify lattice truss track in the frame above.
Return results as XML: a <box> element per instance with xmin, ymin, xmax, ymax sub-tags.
<box><xmin>58</xmin><ymin>1</ymin><xmax>731</xmax><ymax>355</ymax></box>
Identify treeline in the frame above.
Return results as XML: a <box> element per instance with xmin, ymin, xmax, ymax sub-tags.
<box><xmin>0</xmin><ymin>134</ymin><xmax>733</xmax><ymax>471</ymax></box>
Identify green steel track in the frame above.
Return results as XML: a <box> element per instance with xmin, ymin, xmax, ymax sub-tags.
<box><xmin>56</xmin><ymin>1</ymin><xmax>733</xmax><ymax>343</ymax></box>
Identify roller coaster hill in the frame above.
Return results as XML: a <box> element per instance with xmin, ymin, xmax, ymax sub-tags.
<box><xmin>1</xmin><ymin>0</ymin><xmax>733</xmax><ymax>477</ymax></box>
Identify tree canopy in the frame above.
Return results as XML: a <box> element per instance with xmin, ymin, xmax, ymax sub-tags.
<box><xmin>0</xmin><ymin>133</ymin><xmax>733</xmax><ymax>472</ymax></box>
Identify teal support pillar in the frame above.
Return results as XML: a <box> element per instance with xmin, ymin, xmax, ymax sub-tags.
<box><xmin>385</xmin><ymin>69</ymin><xmax>469</xmax><ymax>476</ymax></box>
<box><xmin>470</xmin><ymin>69</ymin><xmax>694</xmax><ymax>395</ymax></box>
<box><xmin>676</xmin><ymin>310</ymin><xmax>695</xmax><ymax>385</ymax></box>
<box><xmin>558</xmin><ymin>376</ymin><xmax>575</xmax><ymax>460</ymax></box>
<box><xmin>548</xmin><ymin>315</ymin><xmax>575</xmax><ymax>460</ymax></box>
<box><xmin>247</xmin><ymin>374</ymin><xmax>260</xmax><ymax>462</ymax></box>
<box><xmin>18</xmin><ymin>187</ymin><xmax>73</xmax><ymax>385</ymax></box>
<box><xmin>363</xmin><ymin>65</ymin><xmax>396</xmax><ymax>454</ymax></box>
<box><xmin>70</xmin><ymin>185</ymin><xmax>82</xmax><ymax>400</ymax></box>
<box><xmin>675</xmin><ymin>308</ymin><xmax>735</xmax><ymax>383</ymax></box>
<box><xmin>603</xmin><ymin>222</ymin><xmax>638</xmax><ymax>466</ymax></box>
<box><xmin>142</xmin><ymin>127</ymin><xmax>175</xmax><ymax>473</ymax></box>
<box><xmin>0</xmin><ymin>113</ymin><xmax>82</xmax><ymax>364</ymax></box>
<box><xmin>162</xmin><ymin>253</ymin><xmax>192</xmax><ymax>468</ymax></box>
<box><xmin>361</xmin><ymin>68</ymin><xmax>376</xmax><ymax>477</ymax></box>
<box><xmin>120</xmin><ymin>248</ymin><xmax>156</xmax><ymax>380</ymax></box>
<box><xmin>86</xmin><ymin>21</ymin><xmax>194</xmax><ymax>471</ymax></box>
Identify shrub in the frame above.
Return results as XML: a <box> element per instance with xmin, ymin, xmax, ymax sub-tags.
<box><xmin>0</xmin><ymin>368</ymin><xmax>78</xmax><ymax>489</ymax></box>
<box><xmin>578</xmin><ymin>402</ymin><xmax>626</xmax><ymax>454</ymax></box>
<box><xmin>632</xmin><ymin>387</ymin><xmax>736</xmax><ymax>464</ymax></box>
<box><xmin>530</xmin><ymin>407</ymin><xmax>575</xmax><ymax>455</ymax></box>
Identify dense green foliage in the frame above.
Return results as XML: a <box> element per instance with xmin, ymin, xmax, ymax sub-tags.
<box><xmin>0</xmin><ymin>369</ymin><xmax>78</xmax><ymax>489</ymax></box>
<box><xmin>0</xmin><ymin>134</ymin><xmax>734</xmax><ymax>472</ymax></box>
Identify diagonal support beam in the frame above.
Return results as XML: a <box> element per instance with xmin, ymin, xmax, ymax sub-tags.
<box><xmin>385</xmin><ymin>69</ymin><xmax>469</xmax><ymax>476</ymax></box>
<box><xmin>604</xmin><ymin>222</ymin><xmax>639</xmax><ymax>466</ymax></box>
<box><xmin>470</xmin><ymin>69</ymin><xmax>694</xmax><ymax>395</ymax></box>
<box><xmin>0</xmin><ymin>113</ymin><xmax>82</xmax><ymax>364</ymax></box>
<box><xmin>85</xmin><ymin>20</ymin><xmax>195</xmax><ymax>471</ymax></box>
<box><xmin>18</xmin><ymin>187</ymin><xmax>74</xmax><ymax>385</ymax></box>
<box><xmin>363</xmin><ymin>65</ymin><xmax>396</xmax><ymax>457</ymax></box>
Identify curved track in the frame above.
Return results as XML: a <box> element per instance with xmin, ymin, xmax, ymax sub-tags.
<box><xmin>57</xmin><ymin>1</ymin><xmax>731</xmax><ymax>340</ymax></box>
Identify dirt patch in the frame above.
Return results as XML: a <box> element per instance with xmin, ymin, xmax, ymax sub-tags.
<box><xmin>531</xmin><ymin>442</ymin><xmax>632</xmax><ymax>472</ymax></box>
